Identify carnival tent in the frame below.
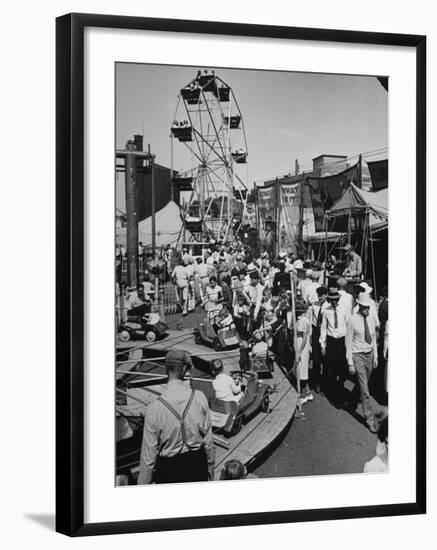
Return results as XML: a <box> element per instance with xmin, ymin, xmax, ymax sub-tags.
<box><xmin>116</xmin><ymin>200</ymin><xmax>185</xmax><ymax>247</ymax></box>
<box><xmin>328</xmin><ymin>183</ymin><xmax>388</xmax><ymax>231</ymax></box>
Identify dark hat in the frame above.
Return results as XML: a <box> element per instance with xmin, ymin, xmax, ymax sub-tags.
<box><xmin>327</xmin><ymin>288</ymin><xmax>340</xmax><ymax>300</ymax></box>
<box><xmin>165</xmin><ymin>350</ymin><xmax>191</xmax><ymax>368</ymax></box>
<box><xmin>316</xmin><ymin>285</ymin><xmax>328</xmax><ymax>296</ymax></box>
<box><xmin>231</xmin><ymin>267</ymin><xmax>239</xmax><ymax>277</ymax></box>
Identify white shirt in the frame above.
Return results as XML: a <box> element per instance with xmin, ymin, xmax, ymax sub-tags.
<box><xmin>346</xmin><ymin>310</ymin><xmax>378</xmax><ymax>364</ymax></box>
<box><xmin>320</xmin><ymin>303</ymin><xmax>348</xmax><ymax>347</ymax></box>
<box><xmin>244</xmin><ymin>283</ymin><xmax>264</xmax><ymax>318</ymax></box>
<box><xmin>142</xmin><ymin>281</ymin><xmax>154</xmax><ymax>298</ymax></box>
<box><xmin>182</xmin><ymin>252</ymin><xmax>191</xmax><ymax>265</ymax></box>
<box><xmin>310</xmin><ymin>300</ymin><xmax>328</xmax><ymax>328</ymax></box>
<box><xmin>204</xmin><ymin>285</ymin><xmax>223</xmax><ymax>313</ymax></box>
<box><xmin>195</xmin><ymin>262</ymin><xmax>211</xmax><ymax>278</ymax></box>
<box><xmin>353</xmin><ymin>295</ymin><xmax>380</xmax><ymax>328</ymax></box>
<box><xmin>338</xmin><ymin>289</ymin><xmax>354</xmax><ymax>317</ymax></box>
<box><xmin>185</xmin><ymin>264</ymin><xmax>196</xmax><ymax>281</ymax></box>
<box><xmin>303</xmin><ymin>281</ymin><xmax>319</xmax><ymax>305</ymax></box>
<box><xmin>172</xmin><ymin>265</ymin><xmax>188</xmax><ymax>285</ymax></box>
<box><xmin>212</xmin><ymin>373</ymin><xmax>242</xmax><ymax>402</ymax></box>
<box><xmin>129</xmin><ymin>291</ymin><xmax>148</xmax><ymax>308</ymax></box>
<box><xmin>298</xmin><ymin>278</ymin><xmax>311</xmax><ymax>297</ymax></box>
<box><xmin>251</xmin><ymin>341</ymin><xmax>268</xmax><ymax>358</ymax></box>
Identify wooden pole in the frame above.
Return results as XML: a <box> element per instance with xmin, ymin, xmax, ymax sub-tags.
<box><xmin>298</xmin><ymin>174</ymin><xmax>304</xmax><ymax>253</ymax></box>
<box><xmin>149</xmin><ymin>144</ymin><xmax>159</xmax><ymax>312</ymax></box>
<box><xmin>363</xmin><ymin>207</ymin><xmax>369</xmax><ymax>280</ymax></box>
<box><xmin>358</xmin><ymin>153</ymin><xmax>362</xmax><ymax>188</ymax></box>
<box><xmin>125</xmin><ymin>141</ymin><xmax>139</xmax><ymax>286</ymax></box>
<box><xmin>275</xmin><ymin>177</ymin><xmax>280</xmax><ymax>257</ymax></box>
<box><xmin>170</xmin><ymin>133</ymin><xmax>174</xmax><ymax>203</ymax></box>
<box><xmin>290</xmin><ymin>273</ymin><xmax>302</xmax><ymax>412</ymax></box>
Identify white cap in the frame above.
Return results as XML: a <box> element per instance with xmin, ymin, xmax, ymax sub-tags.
<box><xmin>356</xmin><ymin>293</ymin><xmax>372</xmax><ymax>307</ymax></box>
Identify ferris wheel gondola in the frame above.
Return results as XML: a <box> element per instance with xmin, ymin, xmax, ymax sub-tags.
<box><xmin>171</xmin><ymin>69</ymin><xmax>249</xmax><ymax>243</ymax></box>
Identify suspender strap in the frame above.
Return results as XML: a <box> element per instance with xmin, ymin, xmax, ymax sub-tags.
<box><xmin>182</xmin><ymin>390</ymin><xmax>196</xmax><ymax>420</ymax></box>
<box><xmin>158</xmin><ymin>390</ymin><xmax>196</xmax><ymax>450</ymax></box>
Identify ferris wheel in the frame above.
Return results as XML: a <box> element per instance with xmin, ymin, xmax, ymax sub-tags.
<box><xmin>171</xmin><ymin>69</ymin><xmax>249</xmax><ymax>243</ymax></box>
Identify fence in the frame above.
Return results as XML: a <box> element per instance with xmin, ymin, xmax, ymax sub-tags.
<box><xmin>162</xmin><ymin>282</ymin><xmax>179</xmax><ymax>315</ymax></box>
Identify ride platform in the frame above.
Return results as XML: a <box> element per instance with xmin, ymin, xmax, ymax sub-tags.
<box><xmin>116</xmin><ymin>329</ymin><xmax>298</xmax><ymax>479</ymax></box>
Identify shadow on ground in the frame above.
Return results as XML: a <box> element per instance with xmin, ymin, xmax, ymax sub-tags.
<box><xmin>25</xmin><ymin>514</ymin><xmax>55</xmax><ymax>531</ymax></box>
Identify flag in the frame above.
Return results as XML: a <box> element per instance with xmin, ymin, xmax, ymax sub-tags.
<box><xmin>367</xmin><ymin>159</ymin><xmax>388</xmax><ymax>191</ymax></box>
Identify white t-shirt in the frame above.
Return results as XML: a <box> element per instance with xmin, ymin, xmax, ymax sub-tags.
<box><xmin>251</xmin><ymin>341</ymin><xmax>268</xmax><ymax>358</ymax></box>
<box><xmin>212</xmin><ymin>373</ymin><xmax>242</xmax><ymax>402</ymax></box>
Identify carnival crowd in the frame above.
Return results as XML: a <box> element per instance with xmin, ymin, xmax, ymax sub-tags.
<box><xmin>116</xmin><ymin>240</ymin><xmax>389</xmax><ymax>484</ymax></box>
<box><xmin>117</xmin><ymin>239</ymin><xmax>388</xmax><ymax>422</ymax></box>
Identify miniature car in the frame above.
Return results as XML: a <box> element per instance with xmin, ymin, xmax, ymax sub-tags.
<box><xmin>239</xmin><ymin>344</ymin><xmax>275</xmax><ymax>376</ymax></box>
<box><xmin>194</xmin><ymin>319</ymin><xmax>240</xmax><ymax>351</ymax></box>
<box><xmin>191</xmin><ymin>371</ymin><xmax>271</xmax><ymax>436</ymax></box>
<box><xmin>118</xmin><ymin>312</ymin><xmax>168</xmax><ymax>342</ymax></box>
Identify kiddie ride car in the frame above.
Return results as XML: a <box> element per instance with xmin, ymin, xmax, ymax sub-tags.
<box><xmin>194</xmin><ymin>318</ymin><xmax>241</xmax><ymax>351</ymax></box>
<box><xmin>191</xmin><ymin>370</ymin><xmax>272</xmax><ymax>436</ymax></box>
<box><xmin>118</xmin><ymin>311</ymin><xmax>168</xmax><ymax>342</ymax></box>
<box><xmin>239</xmin><ymin>343</ymin><xmax>275</xmax><ymax>377</ymax></box>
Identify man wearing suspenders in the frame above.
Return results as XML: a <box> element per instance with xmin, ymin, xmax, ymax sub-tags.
<box><xmin>137</xmin><ymin>350</ymin><xmax>215</xmax><ymax>484</ymax></box>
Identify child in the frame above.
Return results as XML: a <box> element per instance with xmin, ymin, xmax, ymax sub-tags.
<box><xmin>220</xmin><ymin>459</ymin><xmax>257</xmax><ymax>480</ymax></box>
<box><xmin>295</xmin><ymin>299</ymin><xmax>313</xmax><ymax>403</ymax></box>
<box><xmin>250</xmin><ymin>330</ymin><xmax>269</xmax><ymax>359</ymax></box>
<box><xmin>214</xmin><ymin>305</ymin><xmax>234</xmax><ymax>333</ymax></box>
<box><xmin>233</xmin><ymin>293</ymin><xmax>250</xmax><ymax>339</ymax></box>
<box><xmin>211</xmin><ymin>359</ymin><xmax>242</xmax><ymax>403</ymax></box>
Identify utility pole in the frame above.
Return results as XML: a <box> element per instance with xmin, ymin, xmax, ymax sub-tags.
<box><xmin>298</xmin><ymin>173</ymin><xmax>305</xmax><ymax>252</ymax></box>
<box><xmin>170</xmin><ymin>132</ymin><xmax>174</xmax><ymax>203</ymax></box>
<box><xmin>149</xmin><ymin>143</ymin><xmax>159</xmax><ymax>312</ymax></box>
<box><xmin>275</xmin><ymin>177</ymin><xmax>280</xmax><ymax>257</ymax></box>
<box><xmin>116</xmin><ymin>140</ymin><xmax>156</xmax><ymax>289</ymax></box>
<box><xmin>124</xmin><ymin>140</ymin><xmax>139</xmax><ymax>287</ymax></box>
<box><xmin>358</xmin><ymin>154</ymin><xmax>362</xmax><ymax>188</ymax></box>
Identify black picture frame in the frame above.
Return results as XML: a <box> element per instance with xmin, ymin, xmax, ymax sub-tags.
<box><xmin>56</xmin><ymin>12</ymin><xmax>426</xmax><ymax>537</ymax></box>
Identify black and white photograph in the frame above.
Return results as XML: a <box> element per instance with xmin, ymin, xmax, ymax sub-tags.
<box><xmin>115</xmin><ymin>63</ymin><xmax>389</xmax><ymax>486</ymax></box>
<box><xmin>0</xmin><ymin>0</ymin><xmax>432</xmax><ymax>545</ymax></box>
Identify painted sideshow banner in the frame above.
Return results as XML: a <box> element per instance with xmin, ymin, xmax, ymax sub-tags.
<box><xmin>256</xmin><ymin>184</ymin><xmax>276</xmax><ymax>239</ymax></box>
<box><xmin>278</xmin><ymin>183</ymin><xmax>316</xmax><ymax>253</ymax></box>
<box><xmin>278</xmin><ymin>183</ymin><xmax>299</xmax><ymax>253</ymax></box>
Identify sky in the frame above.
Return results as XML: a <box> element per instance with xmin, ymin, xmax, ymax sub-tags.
<box><xmin>116</xmin><ymin>63</ymin><xmax>388</xmax><ymax>206</ymax></box>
